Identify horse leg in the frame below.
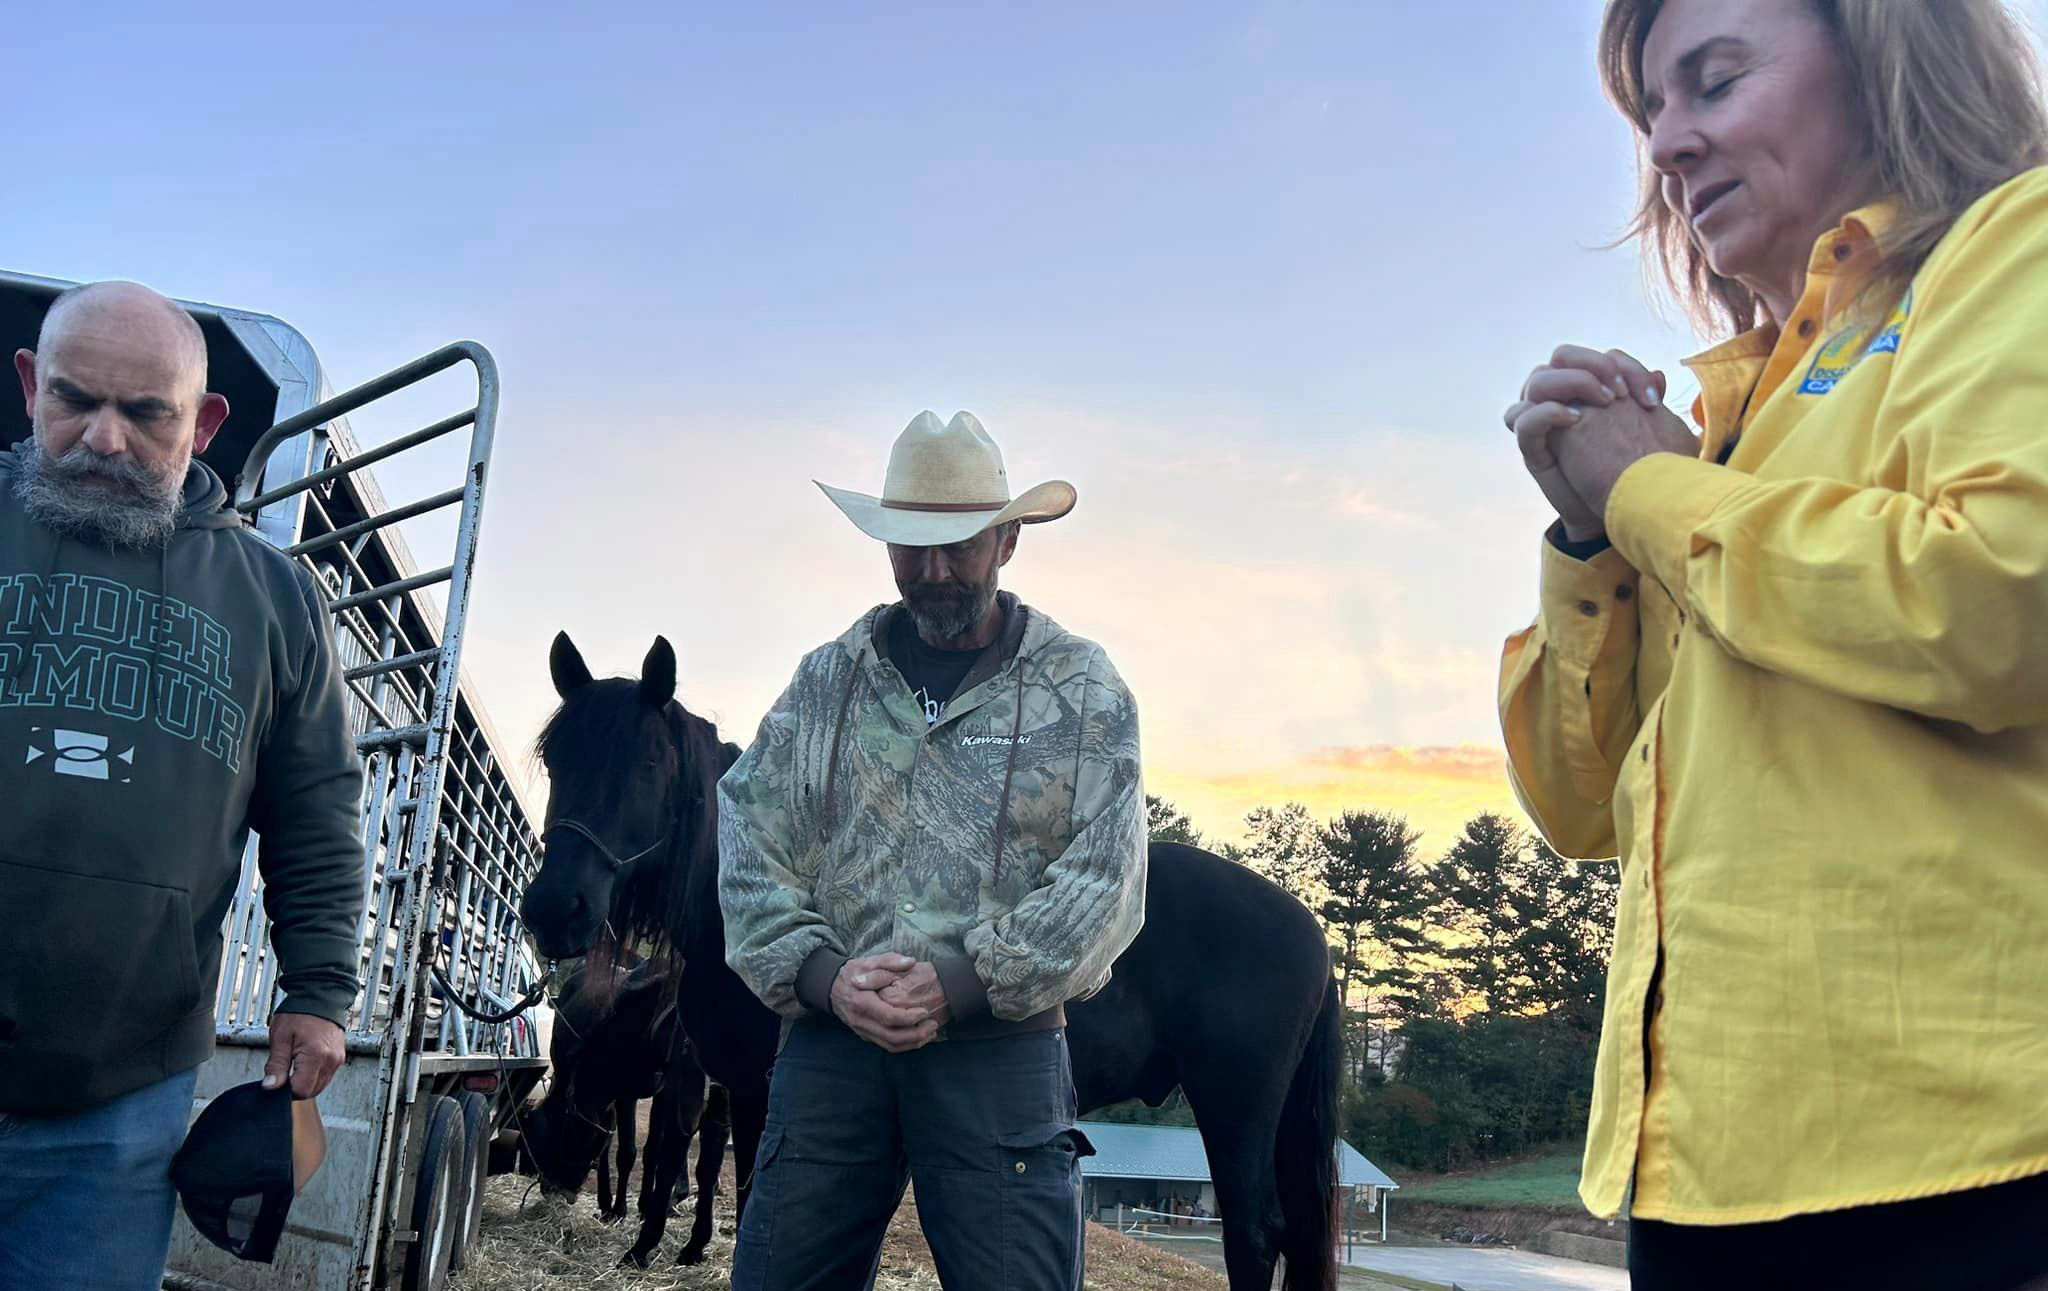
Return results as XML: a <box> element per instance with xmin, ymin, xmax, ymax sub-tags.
<box><xmin>701</xmin><ymin>1083</ymin><xmax>729</xmax><ymax>1201</ymax></box>
<box><xmin>639</xmin><ymin>1097</ymin><xmax>667</xmax><ymax>1217</ymax></box>
<box><xmin>667</xmin><ymin>1099</ymin><xmax>689</xmax><ymax>1204</ymax></box>
<box><xmin>622</xmin><ymin>1075</ymin><xmax>703</xmax><ymax>1268</ymax></box>
<box><xmin>1181</xmin><ymin>1072</ymin><xmax>1288</xmax><ymax>1291</ymax></box>
<box><xmin>612</xmin><ymin>1098</ymin><xmax>638</xmax><ymax>1221</ymax></box>
<box><xmin>596</xmin><ymin>1107</ymin><xmax>619</xmax><ymax>1221</ymax></box>
<box><xmin>676</xmin><ymin>1083</ymin><xmax>730</xmax><ymax>1265</ymax></box>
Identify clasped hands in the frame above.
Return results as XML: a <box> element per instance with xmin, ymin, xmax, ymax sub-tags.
<box><xmin>830</xmin><ymin>952</ymin><xmax>949</xmax><ymax>1053</ymax></box>
<box><xmin>1505</xmin><ymin>345</ymin><xmax>1702</xmax><ymax>542</ymax></box>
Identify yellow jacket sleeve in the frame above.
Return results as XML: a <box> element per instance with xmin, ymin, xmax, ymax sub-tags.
<box><xmin>1498</xmin><ymin>535</ymin><xmax>1644</xmax><ymax>860</ymax></box>
<box><xmin>1605</xmin><ymin>180</ymin><xmax>2048</xmax><ymax>735</ymax></box>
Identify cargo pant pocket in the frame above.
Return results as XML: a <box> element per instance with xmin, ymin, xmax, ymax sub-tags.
<box><xmin>994</xmin><ymin>1124</ymin><xmax>1094</xmax><ymax>1291</ymax></box>
<box><xmin>728</xmin><ymin>1120</ymin><xmax>785</xmax><ymax>1291</ymax></box>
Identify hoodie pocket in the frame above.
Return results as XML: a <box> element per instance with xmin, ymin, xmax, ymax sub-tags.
<box><xmin>0</xmin><ymin>857</ymin><xmax>203</xmax><ymax>1077</ymax></box>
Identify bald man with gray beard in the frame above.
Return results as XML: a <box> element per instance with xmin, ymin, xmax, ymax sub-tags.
<box><xmin>0</xmin><ymin>283</ymin><xmax>365</xmax><ymax>1291</ymax></box>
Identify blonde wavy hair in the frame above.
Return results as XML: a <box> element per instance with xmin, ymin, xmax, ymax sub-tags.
<box><xmin>1599</xmin><ymin>0</ymin><xmax>2048</xmax><ymax>334</ymax></box>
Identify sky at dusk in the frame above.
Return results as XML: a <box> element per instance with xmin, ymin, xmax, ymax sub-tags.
<box><xmin>17</xmin><ymin>2</ymin><xmax>2046</xmax><ymax>854</ymax></box>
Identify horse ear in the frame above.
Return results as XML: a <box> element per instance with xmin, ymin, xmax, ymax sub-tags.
<box><xmin>641</xmin><ymin>636</ymin><xmax>677</xmax><ymax>709</ymax></box>
<box><xmin>550</xmin><ymin>631</ymin><xmax>594</xmax><ymax>698</ymax></box>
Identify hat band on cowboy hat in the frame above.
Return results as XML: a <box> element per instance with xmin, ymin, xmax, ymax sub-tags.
<box><xmin>817</xmin><ymin>410</ymin><xmax>1075</xmax><ymax>546</ymax></box>
<box><xmin>879</xmin><ymin>498</ymin><xmax>1009</xmax><ymax>513</ymax></box>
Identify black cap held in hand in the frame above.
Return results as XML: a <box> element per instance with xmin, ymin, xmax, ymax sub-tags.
<box><xmin>170</xmin><ymin>1080</ymin><xmax>327</xmax><ymax>1264</ymax></box>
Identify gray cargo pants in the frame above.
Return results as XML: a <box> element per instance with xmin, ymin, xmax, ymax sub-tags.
<box><xmin>730</xmin><ymin>1017</ymin><xmax>1094</xmax><ymax>1291</ymax></box>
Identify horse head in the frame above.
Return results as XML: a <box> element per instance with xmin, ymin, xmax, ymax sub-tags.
<box><xmin>519</xmin><ymin>1094</ymin><xmax>598</xmax><ymax>1198</ymax></box>
<box><xmin>518</xmin><ymin>630</ymin><xmax>733</xmax><ymax>965</ymax></box>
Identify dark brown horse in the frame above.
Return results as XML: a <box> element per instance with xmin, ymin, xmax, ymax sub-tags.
<box><xmin>519</xmin><ymin>633</ymin><xmax>1341</xmax><ymax>1290</ymax></box>
<box><xmin>522</xmin><ymin>957</ymin><xmax>731</xmax><ymax>1266</ymax></box>
<box><xmin>522</xmin><ymin>960</ymin><xmax>662</xmax><ymax>1222</ymax></box>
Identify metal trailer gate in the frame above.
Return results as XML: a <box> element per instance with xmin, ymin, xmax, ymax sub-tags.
<box><xmin>0</xmin><ymin>272</ymin><xmax>551</xmax><ymax>1291</ymax></box>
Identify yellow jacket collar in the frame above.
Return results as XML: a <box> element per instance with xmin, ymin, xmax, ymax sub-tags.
<box><xmin>1678</xmin><ymin>197</ymin><xmax>1902</xmax><ymax>441</ymax></box>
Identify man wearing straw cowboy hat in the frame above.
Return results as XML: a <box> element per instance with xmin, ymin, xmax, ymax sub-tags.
<box><xmin>720</xmin><ymin>410</ymin><xmax>1147</xmax><ymax>1290</ymax></box>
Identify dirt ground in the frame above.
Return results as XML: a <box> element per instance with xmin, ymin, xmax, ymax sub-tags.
<box><xmin>464</xmin><ymin>1100</ymin><xmax>1416</xmax><ymax>1291</ymax></box>
<box><xmin>454</xmin><ymin>1158</ymin><xmax>1241</xmax><ymax>1291</ymax></box>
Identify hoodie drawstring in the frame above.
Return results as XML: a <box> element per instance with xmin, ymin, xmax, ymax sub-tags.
<box><xmin>822</xmin><ymin>622</ymin><xmax>1028</xmax><ymax>886</ymax></box>
<box><xmin>3</xmin><ymin>458</ymin><xmax>210</xmax><ymax>724</ymax></box>
<box><xmin>148</xmin><ymin>541</ymin><xmax>168</xmax><ymax>729</ymax></box>
<box><xmin>3</xmin><ymin>527</ymin><xmax>64</xmax><ymax>701</ymax></box>
<box><xmin>988</xmin><ymin>662</ymin><xmax>1027</xmax><ymax>887</ymax></box>
<box><xmin>821</xmin><ymin>662</ymin><xmax>861</xmax><ymax>833</ymax></box>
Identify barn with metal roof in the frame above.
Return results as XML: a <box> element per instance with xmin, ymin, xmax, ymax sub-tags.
<box><xmin>1075</xmin><ymin>1121</ymin><xmax>1400</xmax><ymax>1245</ymax></box>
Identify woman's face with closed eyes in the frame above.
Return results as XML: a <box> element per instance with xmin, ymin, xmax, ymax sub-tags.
<box><xmin>1640</xmin><ymin>0</ymin><xmax>1875</xmax><ymax>320</ymax></box>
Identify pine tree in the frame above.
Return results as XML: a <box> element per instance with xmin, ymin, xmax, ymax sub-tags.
<box><xmin>1425</xmin><ymin>812</ymin><xmax>1542</xmax><ymax>1014</ymax></box>
<box><xmin>1316</xmin><ymin>809</ymin><xmax>1429</xmax><ymax>1080</ymax></box>
<box><xmin>1239</xmin><ymin>802</ymin><xmax>1324</xmax><ymax>907</ymax></box>
<box><xmin>1510</xmin><ymin>838</ymin><xmax>1619</xmax><ymax>1030</ymax></box>
<box><xmin>1144</xmin><ymin>795</ymin><xmax>1205</xmax><ymax>848</ymax></box>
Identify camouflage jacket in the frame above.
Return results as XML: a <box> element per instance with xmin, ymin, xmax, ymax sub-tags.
<box><xmin>718</xmin><ymin>593</ymin><xmax>1146</xmax><ymax>1027</ymax></box>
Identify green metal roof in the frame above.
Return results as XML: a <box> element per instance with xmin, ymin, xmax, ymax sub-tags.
<box><xmin>1074</xmin><ymin>1121</ymin><xmax>1398</xmax><ymax>1190</ymax></box>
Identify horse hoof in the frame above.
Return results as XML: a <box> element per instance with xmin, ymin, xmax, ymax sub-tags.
<box><xmin>677</xmin><ymin>1247</ymin><xmax>706</xmax><ymax>1267</ymax></box>
<box><xmin>621</xmin><ymin>1249</ymin><xmax>654</xmax><ymax>1270</ymax></box>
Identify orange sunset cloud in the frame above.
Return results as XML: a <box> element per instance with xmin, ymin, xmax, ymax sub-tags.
<box><xmin>1148</xmin><ymin>742</ymin><xmax>1534</xmax><ymax>860</ymax></box>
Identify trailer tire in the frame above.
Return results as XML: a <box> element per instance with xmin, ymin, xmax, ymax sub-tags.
<box><xmin>403</xmin><ymin>1096</ymin><xmax>463</xmax><ymax>1291</ymax></box>
<box><xmin>452</xmin><ymin>1091</ymin><xmax>492</xmax><ymax>1271</ymax></box>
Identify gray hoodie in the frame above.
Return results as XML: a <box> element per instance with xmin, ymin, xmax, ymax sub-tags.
<box><xmin>0</xmin><ymin>450</ymin><xmax>365</xmax><ymax>1115</ymax></box>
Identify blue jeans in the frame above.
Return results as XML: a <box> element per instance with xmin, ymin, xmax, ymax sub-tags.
<box><xmin>0</xmin><ymin>1068</ymin><xmax>198</xmax><ymax>1291</ymax></box>
<box><xmin>732</xmin><ymin>1019</ymin><xmax>1092</xmax><ymax>1291</ymax></box>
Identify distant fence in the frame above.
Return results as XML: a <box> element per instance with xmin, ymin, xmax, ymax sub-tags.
<box><xmin>1113</xmin><ymin>1206</ymin><xmax>1224</xmax><ymax>1244</ymax></box>
<box><xmin>1112</xmin><ymin>1201</ymin><xmax>1396</xmax><ymax>1263</ymax></box>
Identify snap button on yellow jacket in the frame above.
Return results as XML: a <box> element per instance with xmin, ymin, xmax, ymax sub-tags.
<box><xmin>1501</xmin><ymin>166</ymin><xmax>2048</xmax><ymax>1224</ymax></box>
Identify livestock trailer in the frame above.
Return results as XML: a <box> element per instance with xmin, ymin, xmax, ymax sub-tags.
<box><xmin>0</xmin><ymin>271</ymin><xmax>553</xmax><ymax>1291</ymax></box>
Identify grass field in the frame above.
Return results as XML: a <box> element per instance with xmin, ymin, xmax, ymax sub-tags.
<box><xmin>1392</xmin><ymin>1149</ymin><xmax>1587</xmax><ymax>1213</ymax></box>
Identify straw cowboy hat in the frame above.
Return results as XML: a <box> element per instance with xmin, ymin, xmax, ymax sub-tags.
<box><xmin>817</xmin><ymin>410</ymin><xmax>1076</xmax><ymax>546</ymax></box>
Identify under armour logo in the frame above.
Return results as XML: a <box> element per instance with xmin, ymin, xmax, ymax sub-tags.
<box><xmin>24</xmin><ymin>727</ymin><xmax>135</xmax><ymax>783</ymax></box>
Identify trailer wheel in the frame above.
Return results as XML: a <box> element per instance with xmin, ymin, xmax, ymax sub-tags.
<box><xmin>403</xmin><ymin>1096</ymin><xmax>463</xmax><ymax>1291</ymax></box>
<box><xmin>451</xmin><ymin>1091</ymin><xmax>492</xmax><ymax>1271</ymax></box>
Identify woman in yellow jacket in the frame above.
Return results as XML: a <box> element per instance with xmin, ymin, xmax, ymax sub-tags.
<box><xmin>1500</xmin><ymin>1</ymin><xmax>2048</xmax><ymax>1287</ymax></box>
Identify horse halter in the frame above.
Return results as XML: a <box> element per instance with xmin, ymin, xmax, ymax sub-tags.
<box><xmin>544</xmin><ymin>817</ymin><xmax>668</xmax><ymax>873</ymax></box>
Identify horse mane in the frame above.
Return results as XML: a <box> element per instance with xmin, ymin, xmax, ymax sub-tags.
<box><xmin>660</xmin><ymin>703</ymin><xmax>738</xmax><ymax>969</ymax></box>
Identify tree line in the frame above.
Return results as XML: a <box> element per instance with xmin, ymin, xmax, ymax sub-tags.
<box><xmin>1114</xmin><ymin>796</ymin><xmax>1619</xmax><ymax>1172</ymax></box>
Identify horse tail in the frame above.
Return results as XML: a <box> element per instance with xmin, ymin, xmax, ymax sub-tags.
<box><xmin>1275</xmin><ymin>974</ymin><xmax>1342</xmax><ymax>1291</ymax></box>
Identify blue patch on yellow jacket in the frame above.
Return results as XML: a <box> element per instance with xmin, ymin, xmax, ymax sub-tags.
<box><xmin>1800</xmin><ymin>288</ymin><xmax>1912</xmax><ymax>395</ymax></box>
